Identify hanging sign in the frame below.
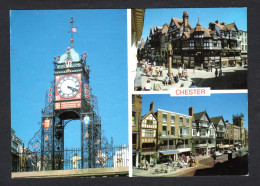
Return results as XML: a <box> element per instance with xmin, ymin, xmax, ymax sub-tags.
<box><xmin>84</xmin><ymin>116</ymin><xmax>90</xmax><ymax>125</ymax></box>
<box><xmin>43</xmin><ymin>118</ymin><xmax>51</xmax><ymax>130</ymax></box>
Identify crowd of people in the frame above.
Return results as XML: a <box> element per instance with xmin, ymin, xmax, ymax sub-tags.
<box><xmin>135</xmin><ymin>59</ymin><xmax>195</xmax><ymax>91</ymax></box>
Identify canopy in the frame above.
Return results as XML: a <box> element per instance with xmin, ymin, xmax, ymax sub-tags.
<box><xmin>160</xmin><ymin>150</ymin><xmax>179</xmax><ymax>155</ymax></box>
<box><xmin>218</xmin><ymin>145</ymin><xmax>231</xmax><ymax>148</ymax></box>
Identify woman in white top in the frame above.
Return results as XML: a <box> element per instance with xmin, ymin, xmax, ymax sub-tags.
<box><xmin>145</xmin><ymin>79</ymin><xmax>152</xmax><ymax>91</ymax></box>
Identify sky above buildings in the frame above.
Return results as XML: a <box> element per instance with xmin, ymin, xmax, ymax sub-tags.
<box><xmin>10</xmin><ymin>9</ymin><xmax>128</xmax><ymax>148</ymax></box>
<box><xmin>141</xmin><ymin>93</ymin><xmax>248</xmax><ymax>129</ymax></box>
<box><xmin>141</xmin><ymin>8</ymin><xmax>247</xmax><ymax>40</ymax></box>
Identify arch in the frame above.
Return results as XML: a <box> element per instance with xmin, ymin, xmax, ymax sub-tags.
<box><xmin>57</xmin><ymin>110</ymin><xmax>81</xmax><ymax>120</ymax></box>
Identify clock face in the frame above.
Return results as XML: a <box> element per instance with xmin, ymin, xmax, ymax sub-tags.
<box><xmin>57</xmin><ymin>75</ymin><xmax>80</xmax><ymax>99</ymax></box>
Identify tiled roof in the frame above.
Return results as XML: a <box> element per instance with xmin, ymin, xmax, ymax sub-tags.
<box><xmin>193</xmin><ymin>111</ymin><xmax>206</xmax><ymax>121</ymax></box>
<box><xmin>171</xmin><ymin>18</ymin><xmax>183</xmax><ymax>29</ymax></box>
<box><xmin>162</xmin><ymin>24</ymin><xmax>169</xmax><ymax>34</ymax></box>
<box><xmin>210</xmin><ymin>116</ymin><xmax>223</xmax><ymax>126</ymax></box>
<box><xmin>224</xmin><ymin>23</ymin><xmax>235</xmax><ymax>31</ymax></box>
<box><xmin>215</xmin><ymin>23</ymin><xmax>235</xmax><ymax>31</ymax></box>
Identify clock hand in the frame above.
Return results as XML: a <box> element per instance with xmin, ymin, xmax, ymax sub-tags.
<box><xmin>67</xmin><ymin>86</ymin><xmax>77</xmax><ymax>92</ymax></box>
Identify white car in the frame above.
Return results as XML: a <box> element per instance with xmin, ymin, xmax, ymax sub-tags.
<box><xmin>214</xmin><ymin>151</ymin><xmax>223</xmax><ymax>156</ymax></box>
<box><xmin>224</xmin><ymin>149</ymin><xmax>232</xmax><ymax>154</ymax></box>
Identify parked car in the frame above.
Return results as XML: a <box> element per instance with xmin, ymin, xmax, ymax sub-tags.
<box><xmin>224</xmin><ymin>149</ymin><xmax>232</xmax><ymax>154</ymax></box>
<box><xmin>214</xmin><ymin>151</ymin><xmax>223</xmax><ymax>156</ymax></box>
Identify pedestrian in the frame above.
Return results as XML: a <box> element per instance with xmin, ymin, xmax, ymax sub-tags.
<box><xmin>178</xmin><ymin>66</ymin><xmax>183</xmax><ymax>77</ymax></box>
<box><xmin>153</xmin><ymin>61</ymin><xmax>156</xmax><ymax>67</ymax></box>
<box><xmin>153</xmin><ymin>78</ymin><xmax>161</xmax><ymax>91</ymax></box>
<box><xmin>219</xmin><ymin>68</ymin><xmax>222</xmax><ymax>78</ymax></box>
<box><xmin>213</xmin><ymin>153</ymin><xmax>216</xmax><ymax>164</ymax></box>
<box><xmin>163</xmin><ymin>75</ymin><xmax>169</xmax><ymax>85</ymax></box>
<box><xmin>155</xmin><ymin>67</ymin><xmax>159</xmax><ymax>77</ymax></box>
<box><xmin>189</xmin><ymin>81</ymin><xmax>197</xmax><ymax>88</ymax></box>
<box><xmin>174</xmin><ymin>75</ymin><xmax>180</xmax><ymax>83</ymax></box>
<box><xmin>134</xmin><ymin>68</ymin><xmax>142</xmax><ymax>91</ymax></box>
<box><xmin>70</xmin><ymin>153</ymin><xmax>81</xmax><ymax>169</ymax></box>
<box><xmin>183</xmin><ymin>68</ymin><xmax>188</xmax><ymax>81</ymax></box>
<box><xmin>163</xmin><ymin>62</ymin><xmax>165</xmax><ymax>69</ymax></box>
<box><xmin>96</xmin><ymin>150</ymin><xmax>108</xmax><ymax>168</ymax></box>
<box><xmin>215</xmin><ymin>68</ymin><xmax>218</xmax><ymax>78</ymax></box>
<box><xmin>208</xmin><ymin>65</ymin><xmax>211</xmax><ymax>72</ymax></box>
<box><xmin>159</xmin><ymin>66</ymin><xmax>163</xmax><ymax>77</ymax></box>
<box><xmin>144</xmin><ymin>79</ymin><xmax>152</xmax><ymax>91</ymax></box>
<box><xmin>27</xmin><ymin>155</ymin><xmax>34</xmax><ymax>172</ymax></box>
<box><xmin>145</xmin><ymin>160</ymin><xmax>149</xmax><ymax>170</ymax></box>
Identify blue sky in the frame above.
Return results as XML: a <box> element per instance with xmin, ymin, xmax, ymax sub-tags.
<box><xmin>141</xmin><ymin>8</ymin><xmax>247</xmax><ymax>40</ymax></box>
<box><xmin>10</xmin><ymin>9</ymin><xmax>128</xmax><ymax>148</ymax></box>
<box><xmin>141</xmin><ymin>93</ymin><xmax>248</xmax><ymax>129</ymax></box>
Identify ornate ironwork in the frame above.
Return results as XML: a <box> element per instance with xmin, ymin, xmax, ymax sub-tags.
<box><xmin>19</xmin><ymin>18</ymin><xmax>126</xmax><ymax>172</ymax></box>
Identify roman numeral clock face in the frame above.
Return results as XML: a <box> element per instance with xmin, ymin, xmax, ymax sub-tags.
<box><xmin>57</xmin><ymin>75</ymin><xmax>80</xmax><ymax>99</ymax></box>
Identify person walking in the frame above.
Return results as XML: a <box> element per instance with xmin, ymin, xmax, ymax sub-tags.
<box><xmin>159</xmin><ymin>66</ymin><xmax>163</xmax><ymax>77</ymax></box>
<box><xmin>215</xmin><ymin>68</ymin><xmax>218</xmax><ymax>78</ymax></box>
<box><xmin>27</xmin><ymin>155</ymin><xmax>34</xmax><ymax>172</ymax></box>
<box><xmin>70</xmin><ymin>153</ymin><xmax>81</xmax><ymax>169</ymax></box>
<box><xmin>219</xmin><ymin>68</ymin><xmax>222</xmax><ymax>78</ymax></box>
<box><xmin>155</xmin><ymin>67</ymin><xmax>159</xmax><ymax>78</ymax></box>
<box><xmin>145</xmin><ymin>160</ymin><xmax>149</xmax><ymax>170</ymax></box>
<box><xmin>134</xmin><ymin>68</ymin><xmax>142</xmax><ymax>91</ymax></box>
<box><xmin>183</xmin><ymin>68</ymin><xmax>188</xmax><ymax>81</ymax></box>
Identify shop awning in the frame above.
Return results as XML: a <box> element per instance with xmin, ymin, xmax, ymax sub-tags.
<box><xmin>218</xmin><ymin>145</ymin><xmax>230</xmax><ymax>148</ymax></box>
<box><xmin>160</xmin><ymin>150</ymin><xmax>179</xmax><ymax>155</ymax></box>
<box><xmin>142</xmin><ymin>152</ymin><xmax>155</xmax><ymax>155</ymax></box>
<box><xmin>178</xmin><ymin>148</ymin><xmax>191</xmax><ymax>153</ymax></box>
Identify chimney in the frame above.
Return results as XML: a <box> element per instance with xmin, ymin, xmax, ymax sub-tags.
<box><xmin>183</xmin><ymin>11</ymin><xmax>189</xmax><ymax>32</ymax></box>
<box><xmin>209</xmin><ymin>22</ymin><xmax>215</xmax><ymax>30</ymax></box>
<box><xmin>215</xmin><ymin>20</ymin><xmax>219</xmax><ymax>24</ymax></box>
<box><xmin>189</xmin><ymin>107</ymin><xmax>193</xmax><ymax>116</ymax></box>
<box><xmin>150</xmin><ymin>102</ymin><xmax>154</xmax><ymax>113</ymax></box>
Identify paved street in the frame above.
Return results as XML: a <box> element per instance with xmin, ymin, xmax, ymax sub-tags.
<box><xmin>133</xmin><ymin>147</ymin><xmax>248</xmax><ymax>177</ymax></box>
<box><xmin>138</xmin><ymin>65</ymin><xmax>247</xmax><ymax>90</ymax></box>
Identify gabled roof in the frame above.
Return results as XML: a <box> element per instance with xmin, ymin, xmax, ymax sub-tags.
<box><xmin>224</xmin><ymin>23</ymin><xmax>237</xmax><ymax>31</ymax></box>
<box><xmin>210</xmin><ymin>116</ymin><xmax>222</xmax><ymax>124</ymax></box>
<box><xmin>215</xmin><ymin>22</ymin><xmax>237</xmax><ymax>31</ymax></box>
<box><xmin>193</xmin><ymin>111</ymin><xmax>207</xmax><ymax>121</ymax></box>
<box><xmin>171</xmin><ymin>18</ymin><xmax>183</xmax><ymax>29</ymax></box>
<box><xmin>161</xmin><ymin>23</ymin><xmax>169</xmax><ymax>34</ymax></box>
<box><xmin>182</xmin><ymin>29</ymin><xmax>194</xmax><ymax>39</ymax></box>
<box><xmin>210</xmin><ymin>116</ymin><xmax>224</xmax><ymax>128</ymax></box>
<box><xmin>141</xmin><ymin>111</ymin><xmax>157</xmax><ymax>121</ymax></box>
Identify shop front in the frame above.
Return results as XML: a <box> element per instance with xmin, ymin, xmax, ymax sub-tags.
<box><xmin>159</xmin><ymin>148</ymin><xmax>191</xmax><ymax>162</ymax></box>
<box><xmin>140</xmin><ymin>151</ymin><xmax>157</xmax><ymax>165</ymax></box>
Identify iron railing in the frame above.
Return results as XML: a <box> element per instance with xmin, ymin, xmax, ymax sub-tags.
<box><xmin>11</xmin><ymin>146</ymin><xmax>128</xmax><ymax>172</ymax></box>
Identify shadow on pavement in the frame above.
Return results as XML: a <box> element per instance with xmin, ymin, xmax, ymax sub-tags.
<box><xmin>194</xmin><ymin>154</ymin><xmax>248</xmax><ymax>176</ymax></box>
<box><xmin>191</xmin><ymin>68</ymin><xmax>247</xmax><ymax>89</ymax></box>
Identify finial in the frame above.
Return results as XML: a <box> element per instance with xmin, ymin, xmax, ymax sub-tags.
<box><xmin>69</xmin><ymin>17</ymin><xmax>77</xmax><ymax>48</ymax></box>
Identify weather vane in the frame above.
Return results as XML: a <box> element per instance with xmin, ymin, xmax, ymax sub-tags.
<box><xmin>69</xmin><ymin>17</ymin><xmax>77</xmax><ymax>48</ymax></box>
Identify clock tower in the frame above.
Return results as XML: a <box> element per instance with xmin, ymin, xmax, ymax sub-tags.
<box><xmin>41</xmin><ymin>17</ymin><xmax>101</xmax><ymax>170</ymax></box>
